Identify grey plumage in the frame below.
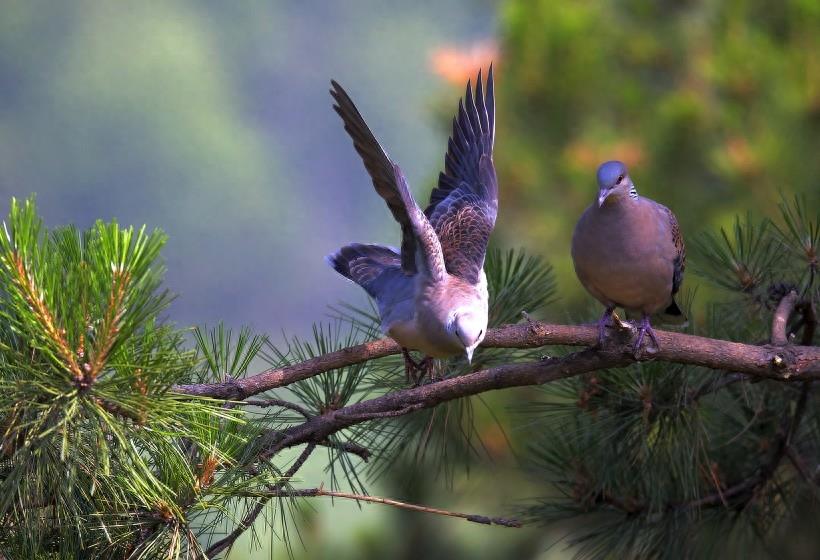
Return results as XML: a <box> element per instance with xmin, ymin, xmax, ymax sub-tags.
<box><xmin>327</xmin><ymin>68</ymin><xmax>497</xmax><ymax>371</ymax></box>
<box><xmin>571</xmin><ymin>160</ymin><xmax>686</xmax><ymax>351</ymax></box>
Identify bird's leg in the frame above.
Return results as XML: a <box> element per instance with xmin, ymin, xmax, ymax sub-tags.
<box><xmin>426</xmin><ymin>358</ymin><xmax>442</xmax><ymax>383</ymax></box>
<box><xmin>402</xmin><ymin>348</ymin><xmax>421</xmax><ymax>385</ymax></box>
<box><xmin>415</xmin><ymin>357</ymin><xmax>435</xmax><ymax>386</ymax></box>
<box><xmin>597</xmin><ymin>306</ymin><xmax>616</xmax><ymax>346</ymax></box>
<box><xmin>633</xmin><ymin>314</ymin><xmax>660</xmax><ymax>356</ymax></box>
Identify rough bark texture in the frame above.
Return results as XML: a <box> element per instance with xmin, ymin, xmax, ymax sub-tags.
<box><xmin>174</xmin><ymin>320</ymin><xmax>820</xmax><ymax>400</ymax></box>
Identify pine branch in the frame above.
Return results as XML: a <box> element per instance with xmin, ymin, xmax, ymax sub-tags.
<box><xmin>592</xmin><ymin>379</ymin><xmax>813</xmax><ymax>515</ymax></box>
<box><xmin>86</xmin><ymin>267</ymin><xmax>130</xmax><ymax>382</ymax></box>
<box><xmin>174</xmin><ymin>321</ymin><xmax>820</xmax><ymax>400</ymax></box>
<box><xmin>175</xmin><ymin>337</ymin><xmax>399</xmax><ymax>399</ymax></box>
<box><xmin>8</xmin><ymin>251</ymin><xmax>84</xmax><ymax>381</ymax></box>
<box><xmin>251</xmin><ymin>485</ymin><xmax>522</xmax><ymax>528</ymax></box>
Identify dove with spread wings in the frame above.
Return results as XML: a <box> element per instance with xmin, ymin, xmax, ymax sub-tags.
<box><xmin>326</xmin><ymin>68</ymin><xmax>497</xmax><ymax>382</ymax></box>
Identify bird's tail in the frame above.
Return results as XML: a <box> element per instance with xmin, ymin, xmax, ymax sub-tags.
<box><xmin>325</xmin><ymin>243</ymin><xmax>402</xmax><ymax>298</ymax></box>
<box><xmin>659</xmin><ymin>299</ymin><xmax>688</xmax><ymax>327</ymax></box>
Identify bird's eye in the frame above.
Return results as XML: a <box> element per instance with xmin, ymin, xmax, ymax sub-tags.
<box><xmin>617</xmin><ymin>175</ymin><xmax>624</xmax><ymax>184</ymax></box>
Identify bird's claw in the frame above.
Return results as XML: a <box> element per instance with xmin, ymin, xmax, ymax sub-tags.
<box><xmin>631</xmin><ymin>316</ymin><xmax>660</xmax><ymax>358</ymax></box>
<box><xmin>403</xmin><ymin>349</ymin><xmax>436</xmax><ymax>386</ymax></box>
<box><xmin>596</xmin><ymin>306</ymin><xmax>617</xmax><ymax>347</ymax></box>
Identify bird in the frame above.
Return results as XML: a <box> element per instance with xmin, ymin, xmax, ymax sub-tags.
<box><xmin>571</xmin><ymin>160</ymin><xmax>686</xmax><ymax>354</ymax></box>
<box><xmin>326</xmin><ymin>67</ymin><xmax>497</xmax><ymax>383</ymax></box>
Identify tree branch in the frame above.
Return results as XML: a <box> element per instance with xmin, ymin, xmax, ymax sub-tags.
<box><xmin>174</xmin><ymin>321</ymin><xmax>820</xmax><ymax>400</ymax></box>
<box><xmin>258</xmin><ymin>349</ymin><xmax>631</xmax><ymax>457</ymax></box>
<box><xmin>251</xmin><ymin>486</ymin><xmax>521</xmax><ymax>528</ymax></box>
<box><xmin>772</xmin><ymin>290</ymin><xmax>799</xmax><ymax>345</ymax></box>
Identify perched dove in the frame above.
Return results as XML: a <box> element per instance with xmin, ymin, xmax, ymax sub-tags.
<box><xmin>326</xmin><ymin>68</ymin><xmax>497</xmax><ymax>381</ymax></box>
<box><xmin>571</xmin><ymin>161</ymin><xmax>686</xmax><ymax>353</ymax></box>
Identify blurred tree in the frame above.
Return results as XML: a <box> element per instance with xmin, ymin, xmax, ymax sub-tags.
<box><xmin>493</xmin><ymin>0</ymin><xmax>820</xmax><ymax>310</ymax></box>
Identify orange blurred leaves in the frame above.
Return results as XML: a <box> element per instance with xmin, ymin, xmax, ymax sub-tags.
<box><xmin>430</xmin><ymin>41</ymin><xmax>499</xmax><ymax>85</ymax></box>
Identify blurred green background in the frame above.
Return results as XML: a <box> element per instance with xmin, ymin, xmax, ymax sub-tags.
<box><xmin>1</xmin><ymin>0</ymin><xmax>818</xmax><ymax>558</ymax></box>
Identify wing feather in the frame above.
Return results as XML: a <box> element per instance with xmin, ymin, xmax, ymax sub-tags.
<box><xmin>330</xmin><ymin>81</ymin><xmax>445</xmax><ymax>281</ymax></box>
<box><xmin>425</xmin><ymin>66</ymin><xmax>498</xmax><ymax>284</ymax></box>
<box><xmin>330</xmin><ymin>81</ymin><xmax>417</xmax><ymax>274</ymax></box>
<box><xmin>664</xmin><ymin>206</ymin><xmax>686</xmax><ymax>295</ymax></box>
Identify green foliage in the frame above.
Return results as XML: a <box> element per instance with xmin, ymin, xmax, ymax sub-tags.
<box><xmin>0</xmin><ymin>199</ymin><xmax>265</xmax><ymax>559</ymax></box>
<box><xmin>261</xmin><ymin>321</ymin><xmax>379</xmax><ymax>495</ymax></box>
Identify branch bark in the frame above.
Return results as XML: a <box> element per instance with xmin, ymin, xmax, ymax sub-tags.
<box><xmin>772</xmin><ymin>290</ymin><xmax>799</xmax><ymax>345</ymax></box>
<box><xmin>174</xmin><ymin>321</ymin><xmax>820</xmax><ymax>400</ymax></box>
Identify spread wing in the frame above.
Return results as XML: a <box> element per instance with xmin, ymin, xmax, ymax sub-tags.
<box><xmin>425</xmin><ymin>66</ymin><xmax>498</xmax><ymax>285</ymax></box>
<box><xmin>330</xmin><ymin>81</ymin><xmax>445</xmax><ymax>281</ymax></box>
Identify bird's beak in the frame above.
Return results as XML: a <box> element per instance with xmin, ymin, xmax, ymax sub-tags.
<box><xmin>465</xmin><ymin>345</ymin><xmax>476</xmax><ymax>364</ymax></box>
<box><xmin>597</xmin><ymin>189</ymin><xmax>611</xmax><ymax>208</ymax></box>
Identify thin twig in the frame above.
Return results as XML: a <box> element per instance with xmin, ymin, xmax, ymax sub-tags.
<box><xmin>686</xmin><ymin>373</ymin><xmax>748</xmax><ymax>404</ymax></box>
<box><xmin>255</xmin><ymin>485</ymin><xmax>522</xmax><ymax>528</ymax></box>
<box><xmin>242</xmin><ymin>398</ymin><xmax>313</xmax><ymax>419</ymax></box>
<box><xmin>317</xmin><ymin>439</ymin><xmax>371</xmax><ymax>462</ymax></box>
<box><xmin>785</xmin><ymin>447</ymin><xmax>820</xmax><ymax>500</ymax></box>
<box><xmin>205</xmin><ymin>442</ymin><xmax>317</xmax><ymax>557</ymax></box>
<box><xmin>772</xmin><ymin>290</ymin><xmax>799</xmax><ymax>345</ymax></box>
<box><xmin>334</xmin><ymin>403</ymin><xmax>425</xmax><ymax>422</ymax></box>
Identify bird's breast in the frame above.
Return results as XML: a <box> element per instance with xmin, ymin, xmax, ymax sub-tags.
<box><xmin>572</xmin><ymin>205</ymin><xmax>675</xmax><ymax>314</ymax></box>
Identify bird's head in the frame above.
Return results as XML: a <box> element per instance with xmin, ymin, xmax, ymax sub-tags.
<box><xmin>596</xmin><ymin>160</ymin><xmax>635</xmax><ymax>207</ymax></box>
<box><xmin>448</xmin><ymin>308</ymin><xmax>487</xmax><ymax>364</ymax></box>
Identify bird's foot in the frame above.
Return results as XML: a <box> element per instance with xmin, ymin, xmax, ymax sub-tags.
<box><xmin>415</xmin><ymin>357</ymin><xmax>437</xmax><ymax>386</ymax></box>
<box><xmin>596</xmin><ymin>306</ymin><xmax>616</xmax><ymax>347</ymax></box>
<box><xmin>402</xmin><ymin>349</ymin><xmax>422</xmax><ymax>385</ymax></box>
<box><xmin>632</xmin><ymin>315</ymin><xmax>660</xmax><ymax>357</ymax></box>
<box><xmin>402</xmin><ymin>349</ymin><xmax>436</xmax><ymax>386</ymax></box>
